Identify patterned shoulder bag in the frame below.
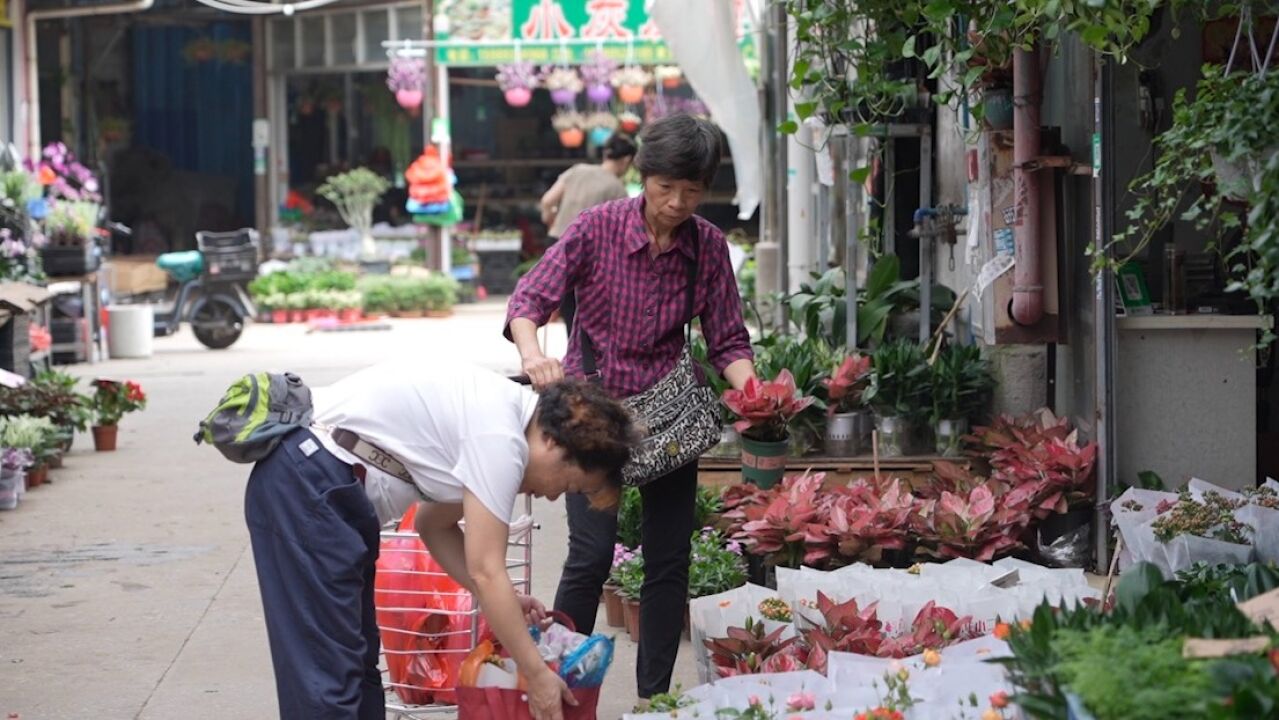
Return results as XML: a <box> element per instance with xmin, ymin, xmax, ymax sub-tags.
<box><xmin>580</xmin><ymin>235</ymin><xmax>723</xmax><ymax>487</ymax></box>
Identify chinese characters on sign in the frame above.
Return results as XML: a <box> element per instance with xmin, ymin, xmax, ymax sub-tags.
<box><xmin>580</xmin><ymin>0</ymin><xmax>633</xmax><ymax>40</ymax></box>
<box><xmin>520</xmin><ymin>0</ymin><xmax>573</xmax><ymax>40</ymax></box>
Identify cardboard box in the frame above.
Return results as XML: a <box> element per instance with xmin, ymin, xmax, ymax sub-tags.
<box><xmin>103</xmin><ymin>256</ymin><xmax>170</xmax><ymax>296</ymax></box>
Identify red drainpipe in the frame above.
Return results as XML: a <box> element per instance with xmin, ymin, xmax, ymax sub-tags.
<box><xmin>1012</xmin><ymin>44</ymin><xmax>1044</xmax><ymax>326</ymax></box>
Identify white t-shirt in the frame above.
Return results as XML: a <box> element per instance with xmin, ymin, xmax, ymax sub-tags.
<box><xmin>310</xmin><ymin>359</ymin><xmax>539</xmax><ymax>525</ymax></box>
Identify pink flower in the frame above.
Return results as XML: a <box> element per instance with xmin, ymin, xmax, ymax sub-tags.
<box><xmin>786</xmin><ymin>691</ymin><xmax>816</xmax><ymax>711</ymax></box>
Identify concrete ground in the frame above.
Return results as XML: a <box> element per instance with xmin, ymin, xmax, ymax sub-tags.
<box><xmin>0</xmin><ymin>302</ymin><xmax>695</xmax><ymax>719</ymax></box>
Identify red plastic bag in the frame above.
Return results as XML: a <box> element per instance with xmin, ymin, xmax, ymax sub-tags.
<box><xmin>455</xmin><ymin>686</ymin><xmax>601</xmax><ymax>720</ymax></box>
<box><xmin>375</xmin><ymin>504</ymin><xmax>490</xmax><ymax>705</ymax></box>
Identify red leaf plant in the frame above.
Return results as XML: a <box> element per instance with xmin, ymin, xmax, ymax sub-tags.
<box><xmin>823</xmin><ymin>478</ymin><xmax>918</xmax><ymax>564</ymax></box>
<box><xmin>722</xmin><ymin>369</ymin><xmax>816</xmax><ymax>442</ymax></box>
<box><xmin>823</xmin><ymin>353</ymin><xmax>873</xmax><ymax>415</ymax></box>
<box><xmin>966</xmin><ymin>409</ymin><xmax>1098</xmax><ymax>518</ymax></box>
<box><xmin>913</xmin><ymin>481</ymin><xmax>1029</xmax><ymax>561</ymax></box>
<box><xmin>704</xmin><ymin>617</ymin><xmax>807</xmax><ymax>678</ymax></box>
<box><xmin>877</xmin><ymin>601</ymin><xmax>985</xmax><ymax>659</ymax></box>
<box><xmin>800</xmin><ymin>593</ymin><xmax>984</xmax><ymax>673</ymax></box>
<box><xmin>728</xmin><ymin>471</ymin><xmax>831</xmax><ymax>568</ymax></box>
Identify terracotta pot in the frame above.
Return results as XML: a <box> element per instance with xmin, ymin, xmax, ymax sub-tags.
<box><xmin>92</xmin><ymin>425</ymin><xmax>119</xmax><ymax>452</ymax></box>
<box><xmin>48</xmin><ymin>454</ymin><xmax>64</xmax><ymax>470</ymax></box>
<box><xmin>338</xmin><ymin>308</ymin><xmax>362</xmax><ymax>323</ymax></box>
<box><xmin>289</xmin><ymin>310</ymin><xmax>306</xmax><ymax>323</ymax></box>
<box><xmin>603</xmin><ymin>584</ymin><xmax>625</xmax><ymax>628</ymax></box>
<box><xmin>424</xmin><ymin>309</ymin><xmax>454</xmax><ymax>318</ymax></box>
<box><xmin>271</xmin><ymin>309</ymin><xmax>290</xmax><ymax>324</ymax></box>
<box><xmin>394</xmin><ymin>309</ymin><xmax>426</xmax><ymax>319</ymax></box>
<box><xmin>618</xmin><ymin>84</ymin><xmax>645</xmax><ymax>104</ymax></box>
<box><xmin>559</xmin><ymin>128</ymin><xmax>585</xmax><ymax>148</ymax></box>
<box><xmin>623</xmin><ymin>599</ymin><xmax>641</xmax><ymax>643</ymax></box>
<box><xmin>662</xmin><ymin>77</ymin><xmax>682</xmax><ymax>89</ymax></box>
<box><xmin>26</xmin><ymin>464</ymin><xmax>48</xmax><ymax>489</ymax></box>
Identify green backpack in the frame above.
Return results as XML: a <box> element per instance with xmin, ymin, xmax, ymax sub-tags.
<box><xmin>194</xmin><ymin>371</ymin><xmax>313</xmax><ymax>463</ymax></box>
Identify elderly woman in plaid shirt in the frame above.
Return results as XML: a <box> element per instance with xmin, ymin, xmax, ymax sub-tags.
<box><xmin>504</xmin><ymin>113</ymin><xmax>756</xmax><ymax>704</ymax></box>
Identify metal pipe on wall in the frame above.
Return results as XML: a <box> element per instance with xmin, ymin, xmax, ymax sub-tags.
<box><xmin>1092</xmin><ymin>58</ymin><xmax>1117</xmax><ymax>572</ymax></box>
<box><xmin>772</xmin><ymin>0</ymin><xmax>789</xmax><ymax>294</ymax></box>
<box><xmin>1012</xmin><ymin>44</ymin><xmax>1045</xmax><ymax>326</ymax></box>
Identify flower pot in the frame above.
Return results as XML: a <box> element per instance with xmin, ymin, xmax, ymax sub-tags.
<box><xmin>271</xmin><ymin>309</ymin><xmax>289</xmax><ymax>324</ymax></box>
<box><xmin>395</xmin><ymin>88</ymin><xmax>424</xmax><ymax>110</ymax></box>
<box><xmin>982</xmin><ymin>87</ymin><xmax>1014</xmax><ymax>130</ymax></box>
<box><xmin>393</xmin><ymin>310</ymin><xmax>426</xmax><ymax>319</ymax></box>
<box><xmin>289</xmin><ymin>310</ymin><xmax>306</xmax><ymax>323</ymax></box>
<box><xmin>504</xmin><ymin>87</ymin><xmax>532</xmax><ymax>107</ymax></box>
<box><xmin>706</xmin><ymin>426</ymin><xmax>741</xmax><ymax>459</ymax></box>
<box><xmin>739</xmin><ymin>435</ymin><xmax>789</xmax><ymax>488</ymax></box>
<box><xmin>549</xmin><ymin>88</ymin><xmax>578</xmax><ymax>106</ymax></box>
<box><xmin>603</xmin><ymin>584</ymin><xmax>625</xmax><ymax>628</ymax></box>
<box><xmin>586</xmin><ymin>83</ymin><xmax>613</xmax><ymax>104</ymax></box>
<box><xmin>92</xmin><ymin>425</ymin><xmax>119</xmax><ymax>452</ymax></box>
<box><xmin>424</xmin><ymin>309</ymin><xmax>454</xmax><ymax>318</ymax></box>
<box><xmin>618</xmin><ymin>84</ymin><xmax>645</xmax><ymax>104</ymax></box>
<box><xmin>48</xmin><ymin>454</ymin><xmax>63</xmax><ymax>469</ymax></box>
<box><xmin>875</xmin><ymin>415</ymin><xmax>913</xmax><ymax>458</ymax></box>
<box><xmin>25</xmin><ymin>464</ymin><xmax>47</xmax><ymax>489</ymax></box>
<box><xmin>588</xmin><ymin>126</ymin><xmax>613</xmax><ymax>146</ymax></box>
<box><xmin>559</xmin><ymin>128</ymin><xmax>585</xmax><ymax>148</ymax></box>
<box><xmin>824</xmin><ymin>410</ymin><xmax>870</xmax><ymax>457</ymax></box>
<box><xmin>623</xmin><ymin>598</ymin><xmax>641</xmax><ymax>643</ymax></box>
<box><xmin>619</xmin><ymin>118</ymin><xmax>641</xmax><ymax>134</ymax></box>
<box><xmin>338</xmin><ymin>308</ymin><xmax>362</xmax><ymax>323</ymax></box>
<box><xmin>1034</xmin><ymin>507</ymin><xmax>1093</xmax><ymax>568</ymax></box>
<box><xmin>934</xmin><ymin>418</ymin><xmax>968</xmax><ymax>457</ymax></box>
<box><xmin>0</xmin><ymin>469</ymin><xmax>19</xmax><ymax>510</ymax></box>
<box><xmin>661</xmin><ymin>77</ymin><xmax>682</xmax><ymax>89</ymax></box>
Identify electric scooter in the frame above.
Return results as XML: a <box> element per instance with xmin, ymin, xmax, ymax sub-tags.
<box><xmin>152</xmin><ymin>229</ymin><xmax>259</xmax><ymax>349</ymax></box>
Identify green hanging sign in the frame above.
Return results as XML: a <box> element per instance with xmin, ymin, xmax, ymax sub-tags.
<box><xmin>434</xmin><ymin>0</ymin><xmax>754</xmax><ymax>67</ymax></box>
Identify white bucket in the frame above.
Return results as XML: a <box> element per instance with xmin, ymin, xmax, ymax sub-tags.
<box><xmin>0</xmin><ymin>470</ymin><xmax>20</xmax><ymax>510</ymax></box>
<box><xmin>107</xmin><ymin>305</ymin><xmax>154</xmax><ymax>359</ymax></box>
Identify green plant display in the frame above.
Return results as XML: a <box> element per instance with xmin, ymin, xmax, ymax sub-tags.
<box><xmin>929</xmin><ymin>343</ymin><xmax>995</xmax><ymax>423</ymax></box>
<box><xmin>316</xmin><ymin>168</ymin><xmax>390</xmax><ymax>255</ymax></box>
<box><xmin>617</xmin><ymin>486</ymin><xmax>642</xmax><ymax>549</ymax></box>
<box><xmin>863</xmin><ymin>339</ymin><xmax>930</xmax><ymax>421</ymax></box>
<box><xmin>688</xmin><ymin>528</ymin><xmax>747</xmax><ymax>599</ymax></box>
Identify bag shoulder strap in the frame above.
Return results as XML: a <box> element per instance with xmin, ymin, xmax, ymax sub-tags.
<box><xmin>580</xmin><ymin>228</ymin><xmax>700</xmax><ymax>378</ymax></box>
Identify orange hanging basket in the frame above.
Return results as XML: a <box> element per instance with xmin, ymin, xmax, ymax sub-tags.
<box><xmin>559</xmin><ymin>128</ymin><xmax>585</xmax><ymax>148</ymax></box>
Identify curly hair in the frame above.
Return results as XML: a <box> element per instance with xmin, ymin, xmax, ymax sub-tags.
<box><xmin>534</xmin><ymin>378</ymin><xmax>639</xmax><ymax>508</ymax></box>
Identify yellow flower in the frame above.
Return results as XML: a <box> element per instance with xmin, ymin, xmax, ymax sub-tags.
<box><xmin>922</xmin><ymin>649</ymin><xmax>942</xmax><ymax>667</ymax></box>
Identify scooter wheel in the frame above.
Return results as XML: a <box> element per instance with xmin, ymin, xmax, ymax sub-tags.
<box><xmin>192</xmin><ymin>299</ymin><xmax>245</xmax><ymax>349</ymax></box>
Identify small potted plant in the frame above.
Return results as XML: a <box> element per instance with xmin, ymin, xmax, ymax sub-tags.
<box><xmin>929</xmin><ymin>343</ymin><xmax>995</xmax><ymax>456</ymax></box>
<box><xmin>541</xmin><ymin>66</ymin><xmax>582</xmax><ymax>106</ymax></box>
<box><xmin>618</xmin><ymin>110</ymin><xmax>642</xmax><ymax>134</ymax></box>
<box><xmin>604</xmin><ymin>543</ymin><xmax>631</xmax><ymax>629</ymax></box>
<box><xmin>89</xmin><ymin>379</ymin><xmax>147</xmax><ymax>451</ymax></box>
<box><xmin>580</xmin><ymin>52</ymin><xmax>618</xmax><ymax>105</ymax></box>
<box><xmin>757</xmin><ymin>596</ymin><xmax>794</xmax><ymax>637</ymax></box>
<box><xmin>0</xmin><ymin>416</ymin><xmax>55</xmax><ymax>488</ymax></box>
<box><xmin>422</xmin><ymin>274</ymin><xmax>460</xmax><ymax>317</ymax></box>
<box><xmin>688</xmin><ymin>528</ymin><xmax>747</xmax><ymax>636</ymax></box>
<box><xmin>552</xmin><ymin>110</ymin><xmax>585</xmax><ymax>148</ymax></box>
<box><xmin>495</xmin><ymin>61</ymin><xmax>538</xmax><ymax>107</ymax></box>
<box><xmin>721</xmin><ymin>370</ymin><xmax>816</xmax><ymax>488</ymax></box>
<box><xmin>613</xmin><ymin>547</ymin><xmax>644</xmax><ymax>643</ymax></box>
<box><xmin>584</xmin><ymin>111</ymin><xmax>618</xmax><ymax>147</ymax></box>
<box><xmin>822</xmin><ymin>353</ymin><xmax>872</xmax><ymax>457</ymax></box>
<box><xmin>316</xmin><ymin>168</ymin><xmax>391</xmax><ymax>260</ymax></box>
<box><xmin>862</xmin><ymin>340</ymin><xmax>930</xmax><ymax>457</ymax></box>
<box><xmin>0</xmin><ymin>447</ymin><xmax>33</xmax><ymax>510</ymax></box>
<box><xmin>386</xmin><ymin>57</ymin><xmax>427</xmax><ymax>111</ymax></box>
<box><xmin>611</xmin><ymin>65</ymin><xmax>652</xmax><ymax>105</ymax></box>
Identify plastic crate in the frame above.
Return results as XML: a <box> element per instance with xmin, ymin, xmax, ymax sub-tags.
<box><xmin>196</xmin><ymin>229</ymin><xmax>258</xmax><ymax>251</ymax></box>
<box><xmin>202</xmin><ymin>246</ymin><xmax>258</xmax><ymax>281</ymax></box>
<box><xmin>42</xmin><ymin>245</ymin><xmax>100</xmax><ymax>277</ymax></box>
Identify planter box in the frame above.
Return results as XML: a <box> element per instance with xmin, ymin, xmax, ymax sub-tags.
<box><xmin>42</xmin><ymin>245</ymin><xmax>100</xmax><ymax>277</ymax></box>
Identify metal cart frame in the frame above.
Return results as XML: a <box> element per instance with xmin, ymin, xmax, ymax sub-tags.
<box><xmin>378</xmin><ymin>497</ymin><xmax>535</xmax><ymax>719</ymax></box>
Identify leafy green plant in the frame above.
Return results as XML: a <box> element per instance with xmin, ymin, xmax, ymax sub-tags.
<box><xmin>688</xmin><ymin>528</ymin><xmax>747</xmax><ymax>599</ymax></box>
<box><xmin>617</xmin><ymin>486</ymin><xmax>642</xmax><ymax>549</ymax></box>
<box><xmin>421</xmin><ymin>275</ymin><xmax>459</xmax><ymax>311</ymax></box>
<box><xmin>929</xmin><ymin>343</ymin><xmax>995</xmax><ymax>423</ymax></box>
<box><xmin>0</xmin><ymin>415</ymin><xmax>59</xmax><ymax>459</ymax></box>
<box><xmin>647</xmin><ymin>685</ymin><xmax>696</xmax><ymax>712</ymax></box>
<box><xmin>0</xmin><ymin>371</ymin><xmax>92</xmax><ymax>432</ymax></box>
<box><xmin>863</xmin><ymin>340</ymin><xmax>930</xmax><ymax>420</ymax></box>
<box><xmin>316</xmin><ymin>168</ymin><xmax>390</xmax><ymax>254</ymax></box>
<box><xmin>612</xmin><ymin>547</ymin><xmax>644</xmax><ymax>600</ymax></box>
<box><xmin>751</xmin><ymin>334</ymin><xmax>835</xmax><ymax>451</ymax></box>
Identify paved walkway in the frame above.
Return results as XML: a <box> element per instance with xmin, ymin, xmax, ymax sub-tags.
<box><xmin>0</xmin><ymin>303</ymin><xmax>695</xmax><ymax>719</ymax></box>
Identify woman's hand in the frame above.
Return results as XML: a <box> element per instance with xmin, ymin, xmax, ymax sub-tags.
<box><xmin>521</xmin><ymin>353</ymin><xmax>565</xmax><ymax>390</ymax></box>
<box><xmin>518</xmin><ymin>594</ymin><xmax>549</xmax><ymax>628</ymax></box>
<box><xmin>528</xmin><ymin>666</ymin><xmax>578</xmax><ymax>720</ymax></box>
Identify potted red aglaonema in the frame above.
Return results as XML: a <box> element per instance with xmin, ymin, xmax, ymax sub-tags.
<box><xmin>722</xmin><ymin>370</ymin><xmax>815</xmax><ymax>488</ymax></box>
<box><xmin>822</xmin><ymin>353</ymin><xmax>872</xmax><ymax>457</ymax></box>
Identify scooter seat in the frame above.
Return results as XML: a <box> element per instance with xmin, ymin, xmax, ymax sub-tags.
<box><xmin>156</xmin><ymin>251</ymin><xmax>204</xmax><ymax>283</ymax></box>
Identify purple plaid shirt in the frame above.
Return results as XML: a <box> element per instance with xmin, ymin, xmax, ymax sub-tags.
<box><xmin>505</xmin><ymin>196</ymin><xmax>753</xmax><ymax>397</ymax></box>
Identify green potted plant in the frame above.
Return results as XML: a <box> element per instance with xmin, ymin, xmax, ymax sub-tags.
<box><xmin>821</xmin><ymin>352</ymin><xmax>873</xmax><ymax>457</ymax></box>
<box><xmin>862</xmin><ymin>340</ymin><xmax>930</xmax><ymax>457</ymax></box>
<box><xmin>0</xmin><ymin>415</ymin><xmax>56</xmax><ymax>488</ymax></box>
<box><xmin>315</xmin><ymin>168</ymin><xmax>390</xmax><ymax>261</ymax></box>
<box><xmin>358</xmin><ymin>276</ymin><xmax>394</xmax><ymax>317</ymax></box>
<box><xmin>929</xmin><ymin>343</ymin><xmax>995</xmax><ymax>456</ymax></box>
<box><xmin>389</xmin><ymin>277</ymin><xmax>428</xmax><ymax>318</ymax></box>
<box><xmin>89</xmin><ymin>379</ymin><xmax>147</xmax><ymax>451</ymax></box>
<box><xmin>721</xmin><ymin>370</ymin><xmax>816</xmax><ymax>487</ymax></box>
<box><xmin>613</xmin><ymin>548</ymin><xmax>644</xmax><ymax>643</ymax></box>
<box><xmin>604</xmin><ymin>543</ymin><xmax>632</xmax><ymax>629</ymax></box>
<box><xmin>422</xmin><ymin>274</ymin><xmax>460</xmax><ymax>317</ymax></box>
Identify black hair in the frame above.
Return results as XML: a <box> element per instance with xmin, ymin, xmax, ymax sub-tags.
<box><xmin>603</xmin><ymin>134</ymin><xmax>638</xmax><ymax>160</ymax></box>
<box><xmin>535</xmin><ymin>379</ymin><xmax>639</xmax><ymax>503</ymax></box>
<box><xmin>633</xmin><ymin>114</ymin><xmax>723</xmax><ymax>188</ymax></box>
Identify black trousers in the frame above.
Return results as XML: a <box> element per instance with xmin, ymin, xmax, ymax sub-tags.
<box><xmin>245</xmin><ymin>429</ymin><xmax>384</xmax><ymax>720</ymax></box>
<box><xmin>553</xmin><ymin>462</ymin><xmax>698</xmax><ymax>698</ymax></box>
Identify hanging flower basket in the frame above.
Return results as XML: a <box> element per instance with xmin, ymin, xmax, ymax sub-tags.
<box><xmin>618</xmin><ymin>111</ymin><xmax>642</xmax><ymax>134</ymax></box>
<box><xmin>611</xmin><ymin>66</ymin><xmax>652</xmax><ymax>105</ymax></box>
<box><xmin>496</xmin><ymin>61</ymin><xmax>539</xmax><ymax>108</ymax></box>
<box><xmin>553</xmin><ymin>110</ymin><xmax>585</xmax><ymax>148</ymax></box>
<box><xmin>585</xmin><ymin>112</ymin><xmax>618</xmax><ymax>146</ymax></box>
<box><xmin>655</xmin><ymin>65</ymin><xmax>683</xmax><ymax>89</ymax></box>
<box><xmin>387</xmin><ymin>57</ymin><xmax>427</xmax><ymax>110</ymax></box>
<box><xmin>580</xmin><ymin>52</ymin><xmax>618</xmax><ymax>106</ymax></box>
<box><xmin>541</xmin><ymin>67</ymin><xmax>583</xmax><ymax>106</ymax></box>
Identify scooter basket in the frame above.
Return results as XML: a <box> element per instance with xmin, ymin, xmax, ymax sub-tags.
<box><xmin>202</xmin><ymin>246</ymin><xmax>258</xmax><ymax>281</ymax></box>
